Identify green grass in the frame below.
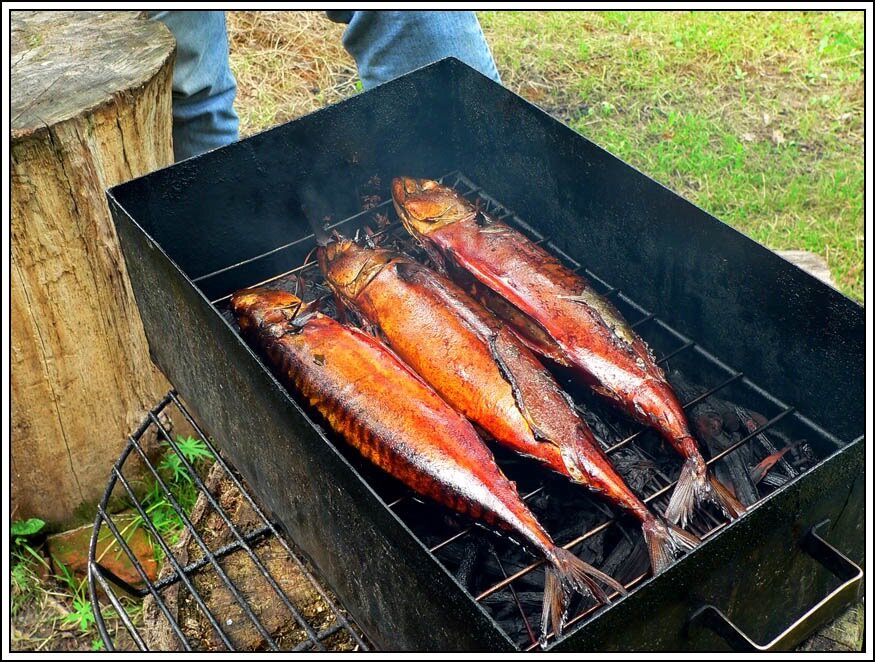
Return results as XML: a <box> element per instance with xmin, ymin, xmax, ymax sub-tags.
<box><xmin>11</xmin><ymin>438</ymin><xmax>213</xmax><ymax>651</ymax></box>
<box><xmin>132</xmin><ymin>435</ymin><xmax>214</xmax><ymax>561</ymax></box>
<box><xmin>479</xmin><ymin>11</ymin><xmax>864</xmax><ymax>301</ymax></box>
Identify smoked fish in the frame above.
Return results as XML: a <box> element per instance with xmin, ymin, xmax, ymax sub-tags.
<box><xmin>230</xmin><ymin>287</ymin><xmax>625</xmax><ymax>642</ymax></box>
<box><xmin>319</xmin><ymin>240</ymin><xmax>698</xmax><ymax>571</ymax></box>
<box><xmin>391</xmin><ymin>177</ymin><xmax>745</xmax><ymax>528</ymax></box>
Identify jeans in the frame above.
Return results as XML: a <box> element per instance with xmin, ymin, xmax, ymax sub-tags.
<box><xmin>327</xmin><ymin>11</ymin><xmax>501</xmax><ymax>91</ymax></box>
<box><xmin>151</xmin><ymin>11</ymin><xmax>500</xmax><ymax>161</ymax></box>
<box><xmin>148</xmin><ymin>11</ymin><xmax>239</xmax><ymax>162</ymax></box>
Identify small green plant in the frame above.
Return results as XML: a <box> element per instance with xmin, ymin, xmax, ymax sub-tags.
<box><xmin>133</xmin><ymin>436</ymin><xmax>214</xmax><ymax>558</ymax></box>
<box><xmin>11</xmin><ymin>517</ymin><xmax>50</xmax><ymax>619</ymax></box>
<box><xmin>11</xmin><ymin>562</ymin><xmax>38</xmax><ymax>618</ymax></box>
<box><xmin>53</xmin><ymin>560</ymin><xmax>96</xmax><ymax>632</ymax></box>
<box><xmin>64</xmin><ymin>595</ymin><xmax>97</xmax><ymax>633</ymax></box>
<box><xmin>157</xmin><ymin>435</ymin><xmax>214</xmax><ymax>486</ymax></box>
<box><xmin>11</xmin><ymin>518</ymin><xmax>49</xmax><ymax>568</ymax></box>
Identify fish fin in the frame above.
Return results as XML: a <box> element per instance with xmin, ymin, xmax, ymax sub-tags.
<box><xmin>641</xmin><ymin>517</ymin><xmax>700</xmax><ymax>574</ymax></box>
<box><xmin>271</xmin><ymin>297</ymin><xmax>322</xmax><ymax>333</ymax></box>
<box><xmin>488</xmin><ymin>332</ymin><xmax>550</xmax><ymax>443</ymax></box>
<box><xmin>708</xmin><ymin>472</ymin><xmax>747</xmax><ymax>520</ymax></box>
<box><xmin>413</xmin><ymin>238</ymin><xmax>448</xmax><ymax>274</ymax></box>
<box><xmin>750</xmin><ymin>446</ymin><xmax>793</xmax><ymax>484</ymax></box>
<box><xmin>540</xmin><ymin>565</ymin><xmax>566</xmax><ymax>648</ymax></box>
<box><xmin>541</xmin><ymin>548</ymin><xmax>626</xmax><ymax>645</ymax></box>
<box><xmin>665</xmin><ymin>457</ymin><xmax>747</xmax><ymax>528</ymax></box>
<box><xmin>332</xmin><ymin>292</ymin><xmax>349</xmax><ymax>324</ymax></box>
<box><xmin>488</xmin><ymin>329</ymin><xmax>572</xmax><ymax>447</ymax></box>
<box><xmin>289</xmin><ymin>297</ymin><xmax>322</xmax><ymax>328</ymax></box>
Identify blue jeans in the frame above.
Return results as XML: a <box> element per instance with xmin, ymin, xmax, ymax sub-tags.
<box><xmin>151</xmin><ymin>11</ymin><xmax>500</xmax><ymax>161</ymax></box>
<box><xmin>148</xmin><ymin>11</ymin><xmax>239</xmax><ymax>162</ymax></box>
<box><xmin>327</xmin><ymin>11</ymin><xmax>501</xmax><ymax>90</ymax></box>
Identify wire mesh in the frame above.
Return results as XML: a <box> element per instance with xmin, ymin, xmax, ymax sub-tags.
<box><xmin>87</xmin><ymin>392</ymin><xmax>369</xmax><ymax>652</ymax></box>
<box><xmin>193</xmin><ymin>171</ymin><xmax>847</xmax><ymax>650</ymax></box>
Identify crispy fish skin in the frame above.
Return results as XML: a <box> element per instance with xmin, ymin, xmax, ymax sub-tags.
<box><xmin>319</xmin><ymin>242</ymin><xmax>698</xmax><ymax>571</ymax></box>
<box><xmin>230</xmin><ymin>287</ymin><xmax>625</xmax><ymax>642</ymax></box>
<box><xmin>391</xmin><ymin>177</ymin><xmax>745</xmax><ymax>528</ymax></box>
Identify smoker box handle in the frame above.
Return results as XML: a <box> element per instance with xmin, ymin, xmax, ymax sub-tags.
<box><xmin>687</xmin><ymin>520</ymin><xmax>863</xmax><ymax>652</ymax></box>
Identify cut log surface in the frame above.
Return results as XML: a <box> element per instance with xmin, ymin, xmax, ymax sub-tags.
<box><xmin>11</xmin><ymin>11</ymin><xmax>176</xmax><ymax>525</ymax></box>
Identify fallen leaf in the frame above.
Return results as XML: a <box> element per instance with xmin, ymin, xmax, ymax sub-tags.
<box><xmin>741</xmin><ymin>132</ymin><xmax>755</xmax><ymax>142</ymax></box>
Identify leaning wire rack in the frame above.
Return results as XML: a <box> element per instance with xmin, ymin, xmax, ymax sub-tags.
<box><xmin>87</xmin><ymin>391</ymin><xmax>369</xmax><ymax>652</ymax></box>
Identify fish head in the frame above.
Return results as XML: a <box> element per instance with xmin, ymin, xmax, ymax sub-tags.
<box><xmin>318</xmin><ymin>237</ymin><xmax>396</xmax><ymax>301</ymax></box>
<box><xmin>392</xmin><ymin>177</ymin><xmax>474</xmax><ymax>238</ymax></box>
<box><xmin>230</xmin><ymin>288</ymin><xmax>309</xmax><ymax>334</ymax></box>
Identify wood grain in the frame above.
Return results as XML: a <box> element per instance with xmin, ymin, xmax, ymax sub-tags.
<box><xmin>11</xmin><ymin>10</ymin><xmax>176</xmax><ymax>524</ymax></box>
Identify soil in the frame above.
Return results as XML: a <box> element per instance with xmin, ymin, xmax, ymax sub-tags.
<box><xmin>139</xmin><ymin>461</ymin><xmax>363</xmax><ymax>651</ymax></box>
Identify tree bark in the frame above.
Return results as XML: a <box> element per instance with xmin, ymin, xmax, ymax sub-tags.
<box><xmin>11</xmin><ymin>10</ymin><xmax>176</xmax><ymax>525</ymax></box>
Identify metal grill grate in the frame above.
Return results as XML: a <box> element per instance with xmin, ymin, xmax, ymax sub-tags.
<box><xmin>196</xmin><ymin>171</ymin><xmax>847</xmax><ymax>650</ymax></box>
<box><xmin>87</xmin><ymin>391</ymin><xmax>369</xmax><ymax>652</ymax></box>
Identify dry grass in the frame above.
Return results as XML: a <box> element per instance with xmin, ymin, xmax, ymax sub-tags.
<box><xmin>227</xmin><ymin>11</ymin><xmax>357</xmax><ymax>137</ymax></box>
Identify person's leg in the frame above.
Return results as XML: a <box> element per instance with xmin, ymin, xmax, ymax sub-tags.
<box><xmin>327</xmin><ymin>11</ymin><xmax>500</xmax><ymax>90</ymax></box>
<box><xmin>149</xmin><ymin>11</ymin><xmax>239</xmax><ymax>161</ymax></box>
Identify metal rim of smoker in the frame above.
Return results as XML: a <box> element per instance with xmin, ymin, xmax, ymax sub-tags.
<box><xmin>86</xmin><ymin>390</ymin><xmax>369</xmax><ymax>652</ymax></box>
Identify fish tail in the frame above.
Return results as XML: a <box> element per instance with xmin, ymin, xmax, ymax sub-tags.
<box><xmin>708</xmin><ymin>471</ymin><xmax>747</xmax><ymax>520</ymax></box>
<box><xmin>665</xmin><ymin>456</ymin><xmax>747</xmax><ymax>528</ymax></box>
<box><xmin>641</xmin><ymin>515</ymin><xmax>701</xmax><ymax>574</ymax></box>
<box><xmin>540</xmin><ymin>548</ymin><xmax>626</xmax><ymax>646</ymax></box>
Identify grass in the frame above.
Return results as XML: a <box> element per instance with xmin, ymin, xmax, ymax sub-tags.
<box><xmin>228</xmin><ymin>11</ymin><xmax>355</xmax><ymax>136</ymax></box>
<box><xmin>10</xmin><ymin>436</ymin><xmax>213</xmax><ymax>651</ymax></box>
<box><xmin>227</xmin><ymin>10</ymin><xmax>863</xmax><ymax>301</ymax></box>
<box><xmin>134</xmin><ymin>435</ymin><xmax>214</xmax><ymax>560</ymax></box>
<box><xmin>478</xmin><ymin>11</ymin><xmax>863</xmax><ymax>300</ymax></box>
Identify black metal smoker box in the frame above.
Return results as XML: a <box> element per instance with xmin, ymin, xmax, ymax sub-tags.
<box><xmin>107</xmin><ymin>58</ymin><xmax>865</xmax><ymax>652</ymax></box>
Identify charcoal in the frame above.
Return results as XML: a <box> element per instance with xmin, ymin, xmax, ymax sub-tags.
<box><xmin>761</xmin><ymin>472</ymin><xmax>790</xmax><ymax>488</ymax></box>
<box><xmin>454</xmin><ymin>538</ymin><xmax>487</xmax><ymax>592</ymax></box>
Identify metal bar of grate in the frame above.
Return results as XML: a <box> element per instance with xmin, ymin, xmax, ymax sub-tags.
<box><xmin>88</xmin><ymin>394</ymin><xmax>369</xmax><ymax>652</ymax></box>
<box><xmin>196</xmin><ymin>170</ymin><xmax>840</xmax><ymax>650</ymax></box>
<box><xmin>149</xmin><ymin>526</ymin><xmax>271</xmax><ymax>594</ymax></box>
<box><xmin>144</xmin><ymin>411</ymin><xmax>324</xmax><ymax>648</ymax></box>
<box><xmin>91</xmin><ymin>566</ymin><xmax>149</xmax><ymax>650</ymax></box>
<box><xmin>428</xmin><ymin>486</ymin><xmax>545</xmax><ymax>554</ymax></box>
<box><xmin>94</xmin><ymin>524</ymin><xmax>274</xmax><ymax>600</ymax></box>
<box><xmin>165</xmin><ymin>392</ymin><xmax>370</xmax><ymax>652</ymax></box>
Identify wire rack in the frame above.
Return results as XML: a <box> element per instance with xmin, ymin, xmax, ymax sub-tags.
<box><xmin>87</xmin><ymin>391</ymin><xmax>369</xmax><ymax>652</ymax></box>
<box><xmin>199</xmin><ymin>171</ymin><xmax>846</xmax><ymax>650</ymax></box>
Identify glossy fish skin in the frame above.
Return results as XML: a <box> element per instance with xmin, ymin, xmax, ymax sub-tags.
<box><xmin>230</xmin><ymin>287</ymin><xmax>624</xmax><ymax>641</ymax></box>
<box><xmin>319</xmin><ymin>241</ymin><xmax>699</xmax><ymax>571</ymax></box>
<box><xmin>392</xmin><ymin>177</ymin><xmax>745</xmax><ymax>528</ymax></box>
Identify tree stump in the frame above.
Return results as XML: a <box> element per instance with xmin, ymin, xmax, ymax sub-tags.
<box><xmin>11</xmin><ymin>11</ymin><xmax>176</xmax><ymax>525</ymax></box>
